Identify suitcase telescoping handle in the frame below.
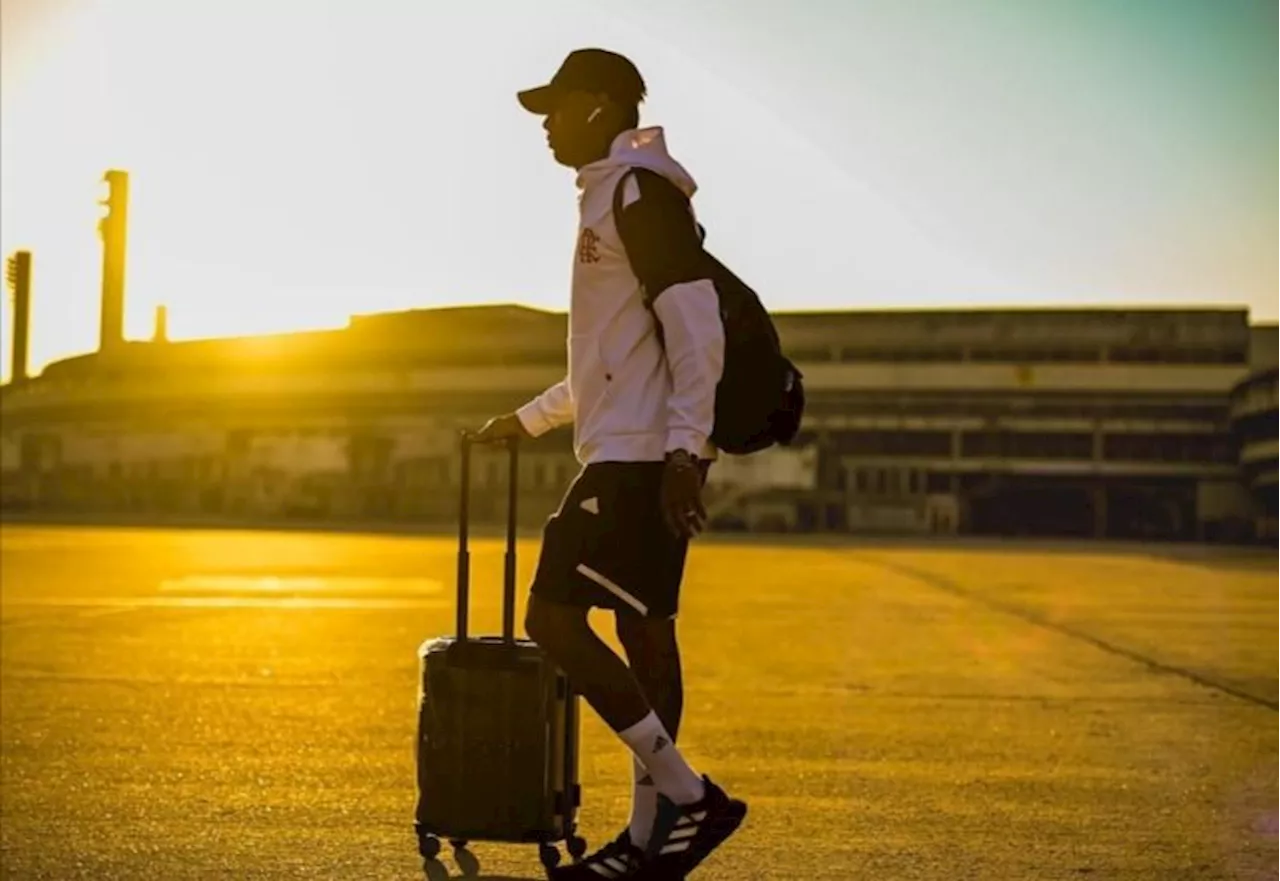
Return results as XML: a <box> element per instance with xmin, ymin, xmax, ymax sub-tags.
<box><xmin>456</xmin><ymin>431</ymin><xmax>520</xmax><ymax>644</ymax></box>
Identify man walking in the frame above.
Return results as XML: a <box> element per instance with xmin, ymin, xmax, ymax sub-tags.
<box><xmin>474</xmin><ymin>48</ymin><xmax>747</xmax><ymax>880</ymax></box>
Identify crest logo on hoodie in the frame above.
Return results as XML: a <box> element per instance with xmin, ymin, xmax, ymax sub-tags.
<box><xmin>577</xmin><ymin>227</ymin><xmax>601</xmax><ymax>264</ymax></box>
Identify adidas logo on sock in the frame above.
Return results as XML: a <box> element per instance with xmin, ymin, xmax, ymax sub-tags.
<box><xmin>653</xmin><ymin>734</ymin><xmax>669</xmax><ymax>753</ymax></box>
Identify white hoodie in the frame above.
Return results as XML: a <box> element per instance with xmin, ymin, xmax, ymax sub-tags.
<box><xmin>516</xmin><ymin>127</ymin><xmax>725</xmax><ymax>465</ymax></box>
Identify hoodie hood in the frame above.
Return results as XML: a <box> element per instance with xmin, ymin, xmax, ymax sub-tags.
<box><xmin>576</xmin><ymin>126</ymin><xmax>698</xmax><ymax>198</ymax></box>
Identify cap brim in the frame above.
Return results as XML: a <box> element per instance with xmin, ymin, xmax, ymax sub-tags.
<box><xmin>517</xmin><ymin>85</ymin><xmax>558</xmax><ymax>115</ymax></box>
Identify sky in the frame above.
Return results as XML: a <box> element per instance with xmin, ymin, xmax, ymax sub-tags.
<box><xmin>0</xmin><ymin>0</ymin><xmax>1276</xmax><ymax>379</ymax></box>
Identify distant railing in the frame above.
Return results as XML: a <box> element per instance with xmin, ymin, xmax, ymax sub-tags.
<box><xmin>0</xmin><ymin>364</ymin><xmax>565</xmax><ymax>412</ymax></box>
<box><xmin>2</xmin><ymin>361</ymin><xmax>1252</xmax><ymax>415</ymax></box>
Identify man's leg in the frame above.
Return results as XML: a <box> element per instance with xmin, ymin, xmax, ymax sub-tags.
<box><xmin>524</xmin><ymin>595</ymin><xmax>649</xmax><ymax>732</ymax></box>
<box><xmin>526</xmin><ymin>463</ymin><xmax>702</xmax><ymax>808</ymax></box>
<box><xmin>524</xmin><ymin>595</ymin><xmax>705</xmax><ymax>807</ymax></box>
<box><xmin>601</xmin><ymin>462</ymin><xmax>745</xmax><ymax>877</ymax></box>
<box><xmin>616</xmin><ymin>615</ymin><xmax>683</xmax><ymax>849</ymax></box>
<box><xmin>617</xmin><ymin>615</ymin><xmax>683</xmax><ymax>737</ymax></box>
<box><xmin>526</xmin><ymin>462</ymin><xmax>740</xmax><ymax>878</ymax></box>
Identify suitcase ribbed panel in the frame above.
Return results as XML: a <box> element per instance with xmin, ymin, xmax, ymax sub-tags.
<box><xmin>415</xmin><ymin>637</ymin><xmax>571</xmax><ymax>843</ymax></box>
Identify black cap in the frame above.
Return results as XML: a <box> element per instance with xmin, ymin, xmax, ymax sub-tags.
<box><xmin>517</xmin><ymin>48</ymin><xmax>646</xmax><ymax>115</ymax></box>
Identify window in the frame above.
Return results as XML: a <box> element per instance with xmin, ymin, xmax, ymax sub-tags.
<box><xmin>834</xmin><ymin>431</ymin><xmax>951</xmax><ymax>457</ymax></box>
<box><xmin>967</xmin><ymin>347</ymin><xmax>1101</xmax><ymax>363</ymax></box>
<box><xmin>962</xmin><ymin>432</ymin><xmax>1092</xmax><ymax>459</ymax></box>
<box><xmin>1108</xmin><ymin>346</ymin><xmax>1244</xmax><ymax>365</ymax></box>
<box><xmin>1102</xmin><ymin>433</ymin><xmax>1231</xmax><ymax>463</ymax></box>
<box><xmin>840</xmin><ymin>347</ymin><xmax>965</xmax><ymax>363</ymax></box>
<box><xmin>791</xmin><ymin>347</ymin><xmax>834</xmax><ymax>362</ymax></box>
<box><xmin>926</xmin><ymin>472</ymin><xmax>951</xmax><ymax>494</ymax></box>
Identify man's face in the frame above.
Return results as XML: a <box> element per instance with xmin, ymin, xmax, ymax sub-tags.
<box><xmin>543</xmin><ymin>90</ymin><xmax>611</xmax><ymax>169</ymax></box>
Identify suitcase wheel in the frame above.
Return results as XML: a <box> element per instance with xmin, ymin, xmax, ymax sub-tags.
<box><xmin>417</xmin><ymin>833</ymin><xmax>441</xmax><ymax>860</ymax></box>
<box><xmin>567</xmin><ymin>835</ymin><xmax>588</xmax><ymax>861</ymax></box>
<box><xmin>539</xmin><ymin>843</ymin><xmax>561</xmax><ymax>870</ymax></box>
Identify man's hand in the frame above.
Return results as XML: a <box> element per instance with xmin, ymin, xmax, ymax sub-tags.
<box><xmin>474</xmin><ymin>413</ymin><xmax>531</xmax><ymax>444</ymax></box>
<box><xmin>661</xmin><ymin>451</ymin><xmax>707</xmax><ymax>538</ymax></box>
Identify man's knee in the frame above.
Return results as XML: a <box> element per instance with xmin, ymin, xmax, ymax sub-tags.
<box><xmin>615</xmin><ymin>613</ymin><xmax>677</xmax><ymax>662</ymax></box>
<box><xmin>523</xmin><ymin>595</ymin><xmax>558</xmax><ymax>646</ymax></box>
<box><xmin>525</xmin><ymin>594</ymin><xmax>589</xmax><ymax>652</ymax></box>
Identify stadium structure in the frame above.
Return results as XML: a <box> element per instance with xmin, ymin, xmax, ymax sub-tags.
<box><xmin>2</xmin><ymin>167</ymin><xmax>1277</xmax><ymax>542</ymax></box>
<box><xmin>2</xmin><ymin>289</ymin><xmax>1275</xmax><ymax>542</ymax></box>
<box><xmin>1229</xmin><ymin>326</ymin><xmax>1278</xmax><ymax>540</ymax></box>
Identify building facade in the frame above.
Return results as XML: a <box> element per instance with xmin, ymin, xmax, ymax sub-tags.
<box><xmin>1228</xmin><ymin>325</ymin><xmax>1278</xmax><ymax>541</ymax></box>
<box><xmin>1</xmin><ymin>304</ymin><xmax>1274</xmax><ymax>543</ymax></box>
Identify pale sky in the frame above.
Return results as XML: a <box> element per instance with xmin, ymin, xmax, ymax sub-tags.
<box><xmin>1</xmin><ymin>0</ymin><xmax>1276</xmax><ymax>380</ymax></box>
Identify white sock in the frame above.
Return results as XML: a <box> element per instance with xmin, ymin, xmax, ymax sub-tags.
<box><xmin>617</xmin><ymin>711</ymin><xmax>706</xmax><ymax>806</ymax></box>
<box><xmin>627</xmin><ymin>755</ymin><xmax>658</xmax><ymax>849</ymax></box>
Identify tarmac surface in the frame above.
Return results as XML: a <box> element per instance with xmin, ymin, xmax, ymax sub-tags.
<box><xmin>0</xmin><ymin>524</ymin><xmax>1275</xmax><ymax>880</ymax></box>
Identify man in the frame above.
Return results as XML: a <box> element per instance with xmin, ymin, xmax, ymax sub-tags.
<box><xmin>474</xmin><ymin>48</ymin><xmax>747</xmax><ymax>880</ymax></box>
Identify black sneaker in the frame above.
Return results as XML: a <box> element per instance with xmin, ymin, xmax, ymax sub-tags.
<box><xmin>550</xmin><ymin>829</ymin><xmax>644</xmax><ymax>880</ymax></box>
<box><xmin>640</xmin><ymin>776</ymin><xmax>747</xmax><ymax>877</ymax></box>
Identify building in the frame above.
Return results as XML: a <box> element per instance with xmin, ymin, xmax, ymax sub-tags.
<box><xmin>0</xmin><ymin>306</ymin><xmax>586</xmax><ymax>525</ymax></box>
<box><xmin>1228</xmin><ymin>325</ymin><xmax>1278</xmax><ymax>541</ymax></box>
<box><xmin>1</xmin><ymin>303</ymin><xmax>1275</xmax><ymax>543</ymax></box>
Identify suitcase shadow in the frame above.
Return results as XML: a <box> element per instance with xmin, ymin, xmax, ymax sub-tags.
<box><xmin>421</xmin><ymin>857</ymin><xmax>528</xmax><ymax>881</ymax></box>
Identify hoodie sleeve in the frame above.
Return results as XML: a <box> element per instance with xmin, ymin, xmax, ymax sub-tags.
<box><xmin>516</xmin><ymin>378</ymin><xmax>573</xmax><ymax>437</ymax></box>
<box><xmin>616</xmin><ymin>171</ymin><xmax>726</xmax><ymax>455</ymax></box>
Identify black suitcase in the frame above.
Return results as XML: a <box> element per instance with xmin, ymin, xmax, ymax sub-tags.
<box><xmin>413</xmin><ymin>432</ymin><xmax>587</xmax><ymax>873</ymax></box>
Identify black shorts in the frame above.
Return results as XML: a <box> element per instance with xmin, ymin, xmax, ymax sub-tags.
<box><xmin>530</xmin><ymin>461</ymin><xmax>705</xmax><ymax>619</ymax></box>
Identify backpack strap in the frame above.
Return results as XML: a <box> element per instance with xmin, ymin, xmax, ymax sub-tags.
<box><xmin>611</xmin><ymin>167</ymin><xmax>717</xmax><ymax>354</ymax></box>
<box><xmin>611</xmin><ymin>167</ymin><xmax>708</xmax><ymax>302</ymax></box>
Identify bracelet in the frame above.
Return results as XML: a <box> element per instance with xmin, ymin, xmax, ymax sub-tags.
<box><xmin>665</xmin><ymin>450</ymin><xmax>699</xmax><ymax>469</ymax></box>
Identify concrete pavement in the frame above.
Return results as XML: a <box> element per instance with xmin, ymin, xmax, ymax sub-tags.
<box><xmin>1</xmin><ymin>525</ymin><xmax>1274</xmax><ymax>880</ymax></box>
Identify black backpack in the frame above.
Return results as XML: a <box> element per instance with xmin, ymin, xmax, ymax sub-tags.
<box><xmin>613</xmin><ymin>168</ymin><xmax>805</xmax><ymax>456</ymax></box>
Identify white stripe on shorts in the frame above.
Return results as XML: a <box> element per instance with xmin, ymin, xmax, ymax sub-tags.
<box><xmin>576</xmin><ymin>564</ymin><xmax>649</xmax><ymax>616</ymax></box>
